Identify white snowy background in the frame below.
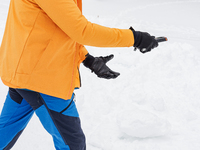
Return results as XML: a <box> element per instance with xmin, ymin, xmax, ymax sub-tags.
<box><xmin>1</xmin><ymin>0</ymin><xmax>200</xmax><ymax>149</ymax></box>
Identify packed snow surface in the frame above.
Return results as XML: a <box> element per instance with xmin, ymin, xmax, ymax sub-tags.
<box><xmin>0</xmin><ymin>0</ymin><xmax>200</xmax><ymax>149</ymax></box>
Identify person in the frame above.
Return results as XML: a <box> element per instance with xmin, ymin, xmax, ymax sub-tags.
<box><xmin>0</xmin><ymin>0</ymin><xmax>158</xmax><ymax>149</ymax></box>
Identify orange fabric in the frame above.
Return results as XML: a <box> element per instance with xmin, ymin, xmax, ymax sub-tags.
<box><xmin>0</xmin><ymin>0</ymin><xmax>134</xmax><ymax>99</ymax></box>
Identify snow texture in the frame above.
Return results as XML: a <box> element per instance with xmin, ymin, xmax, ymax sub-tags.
<box><xmin>1</xmin><ymin>0</ymin><xmax>200</xmax><ymax>149</ymax></box>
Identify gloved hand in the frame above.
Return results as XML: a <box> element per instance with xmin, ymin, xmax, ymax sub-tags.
<box><xmin>130</xmin><ymin>27</ymin><xmax>158</xmax><ymax>53</ymax></box>
<box><xmin>83</xmin><ymin>54</ymin><xmax>120</xmax><ymax>79</ymax></box>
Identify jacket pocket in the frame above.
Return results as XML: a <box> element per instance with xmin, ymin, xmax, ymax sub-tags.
<box><xmin>60</xmin><ymin>94</ymin><xmax>76</xmax><ymax>114</ymax></box>
<box><xmin>16</xmin><ymin>11</ymin><xmax>56</xmax><ymax>75</ymax></box>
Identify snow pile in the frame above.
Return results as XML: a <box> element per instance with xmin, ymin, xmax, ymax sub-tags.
<box><xmin>117</xmin><ymin>107</ymin><xmax>171</xmax><ymax>138</ymax></box>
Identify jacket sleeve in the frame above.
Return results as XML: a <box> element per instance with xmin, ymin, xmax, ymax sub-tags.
<box><xmin>34</xmin><ymin>0</ymin><xmax>134</xmax><ymax>47</ymax></box>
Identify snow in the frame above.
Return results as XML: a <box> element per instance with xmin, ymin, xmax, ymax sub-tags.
<box><xmin>1</xmin><ymin>0</ymin><xmax>200</xmax><ymax>149</ymax></box>
<box><xmin>117</xmin><ymin>107</ymin><xmax>171</xmax><ymax>138</ymax></box>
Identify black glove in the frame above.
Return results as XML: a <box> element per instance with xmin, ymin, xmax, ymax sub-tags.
<box><xmin>130</xmin><ymin>27</ymin><xmax>158</xmax><ymax>53</ymax></box>
<box><xmin>83</xmin><ymin>54</ymin><xmax>120</xmax><ymax>79</ymax></box>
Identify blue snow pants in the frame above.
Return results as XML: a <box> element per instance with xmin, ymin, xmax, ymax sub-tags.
<box><xmin>0</xmin><ymin>88</ymin><xmax>86</xmax><ymax>150</ymax></box>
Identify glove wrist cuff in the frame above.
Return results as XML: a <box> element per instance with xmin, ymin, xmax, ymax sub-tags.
<box><xmin>83</xmin><ymin>53</ymin><xmax>95</xmax><ymax>68</ymax></box>
<box><xmin>129</xmin><ymin>27</ymin><xmax>141</xmax><ymax>47</ymax></box>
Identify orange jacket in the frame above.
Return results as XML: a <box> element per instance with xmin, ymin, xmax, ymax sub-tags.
<box><xmin>0</xmin><ymin>0</ymin><xmax>134</xmax><ymax>99</ymax></box>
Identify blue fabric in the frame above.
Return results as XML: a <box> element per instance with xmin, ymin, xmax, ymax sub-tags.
<box><xmin>49</xmin><ymin>110</ymin><xmax>86</xmax><ymax>150</ymax></box>
<box><xmin>38</xmin><ymin>93</ymin><xmax>85</xmax><ymax>150</ymax></box>
<box><xmin>0</xmin><ymin>88</ymin><xmax>85</xmax><ymax>150</ymax></box>
<box><xmin>35</xmin><ymin>105</ymin><xmax>70</xmax><ymax>150</ymax></box>
<box><xmin>0</xmin><ymin>93</ymin><xmax>34</xmax><ymax>149</ymax></box>
<box><xmin>16</xmin><ymin>89</ymin><xmax>43</xmax><ymax>110</ymax></box>
<box><xmin>40</xmin><ymin>93</ymin><xmax>79</xmax><ymax>118</ymax></box>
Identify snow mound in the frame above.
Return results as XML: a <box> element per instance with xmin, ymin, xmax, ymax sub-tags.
<box><xmin>117</xmin><ymin>108</ymin><xmax>171</xmax><ymax>138</ymax></box>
